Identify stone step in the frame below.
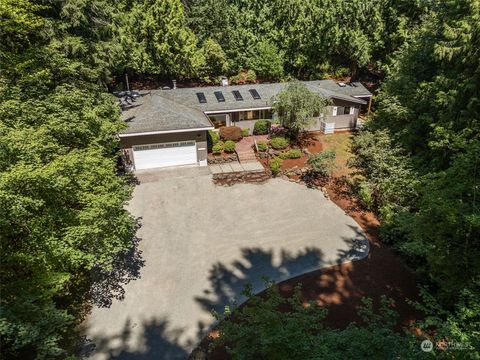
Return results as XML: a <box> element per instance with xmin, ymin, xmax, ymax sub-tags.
<box><xmin>236</xmin><ymin>150</ymin><xmax>255</xmax><ymax>155</ymax></box>
<box><xmin>237</xmin><ymin>153</ymin><xmax>256</xmax><ymax>159</ymax></box>
<box><xmin>237</xmin><ymin>154</ymin><xmax>257</xmax><ymax>163</ymax></box>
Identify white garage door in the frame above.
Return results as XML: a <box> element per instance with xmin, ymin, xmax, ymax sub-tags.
<box><xmin>132</xmin><ymin>141</ymin><xmax>197</xmax><ymax>170</ymax></box>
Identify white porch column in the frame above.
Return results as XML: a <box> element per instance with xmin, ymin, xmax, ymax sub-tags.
<box><xmin>226</xmin><ymin>113</ymin><xmax>231</xmax><ymax>126</ymax></box>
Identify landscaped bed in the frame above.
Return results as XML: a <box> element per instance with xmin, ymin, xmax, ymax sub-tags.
<box><xmin>255</xmin><ymin>131</ymin><xmax>354</xmax><ymax>180</ymax></box>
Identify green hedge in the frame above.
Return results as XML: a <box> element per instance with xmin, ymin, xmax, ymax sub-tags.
<box><xmin>257</xmin><ymin>141</ymin><xmax>268</xmax><ymax>152</ymax></box>
<box><xmin>208</xmin><ymin>130</ymin><xmax>220</xmax><ymax>145</ymax></box>
<box><xmin>212</xmin><ymin>142</ymin><xmax>224</xmax><ymax>154</ymax></box>
<box><xmin>279</xmin><ymin>149</ymin><xmax>302</xmax><ymax>159</ymax></box>
<box><xmin>224</xmin><ymin>140</ymin><xmax>236</xmax><ymax>153</ymax></box>
<box><xmin>270</xmin><ymin>137</ymin><xmax>289</xmax><ymax>150</ymax></box>
<box><xmin>269</xmin><ymin>157</ymin><xmax>283</xmax><ymax>176</ymax></box>
<box><xmin>253</xmin><ymin>120</ymin><xmax>271</xmax><ymax>135</ymax></box>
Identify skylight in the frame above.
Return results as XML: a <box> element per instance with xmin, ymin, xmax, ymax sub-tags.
<box><xmin>196</xmin><ymin>92</ymin><xmax>207</xmax><ymax>103</ymax></box>
<box><xmin>249</xmin><ymin>89</ymin><xmax>261</xmax><ymax>100</ymax></box>
<box><xmin>232</xmin><ymin>90</ymin><xmax>243</xmax><ymax>101</ymax></box>
<box><xmin>214</xmin><ymin>91</ymin><xmax>225</xmax><ymax>102</ymax></box>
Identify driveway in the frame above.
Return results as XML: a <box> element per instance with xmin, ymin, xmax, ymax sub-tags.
<box><xmin>84</xmin><ymin>167</ymin><xmax>368</xmax><ymax>359</ymax></box>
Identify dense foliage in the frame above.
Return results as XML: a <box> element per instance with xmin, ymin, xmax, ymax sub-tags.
<box><xmin>0</xmin><ymin>0</ymin><xmax>136</xmax><ymax>358</ymax></box>
<box><xmin>349</xmin><ymin>0</ymin><xmax>480</xmax><ymax>355</ymax></box>
<box><xmin>185</xmin><ymin>0</ymin><xmax>427</xmax><ymax>80</ymax></box>
<box><xmin>352</xmin><ymin>0</ymin><xmax>480</xmax><ymax>303</ymax></box>
<box><xmin>212</xmin><ymin>283</ymin><xmax>425</xmax><ymax>359</ymax></box>
<box><xmin>2</xmin><ymin>0</ymin><xmax>478</xmax><ymax>358</ymax></box>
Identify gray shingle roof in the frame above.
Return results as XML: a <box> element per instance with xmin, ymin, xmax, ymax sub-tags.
<box><xmin>120</xmin><ymin>80</ymin><xmax>372</xmax><ymax>134</ymax></box>
<box><xmin>120</xmin><ymin>93</ymin><xmax>213</xmax><ymax>135</ymax></box>
<box><xmin>313</xmin><ymin>79</ymin><xmax>373</xmax><ymax>97</ymax></box>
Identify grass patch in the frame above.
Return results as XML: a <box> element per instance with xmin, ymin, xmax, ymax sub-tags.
<box><xmin>316</xmin><ymin>133</ymin><xmax>353</xmax><ymax>177</ymax></box>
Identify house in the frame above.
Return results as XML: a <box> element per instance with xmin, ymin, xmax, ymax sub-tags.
<box><xmin>119</xmin><ymin>80</ymin><xmax>372</xmax><ymax>171</ymax></box>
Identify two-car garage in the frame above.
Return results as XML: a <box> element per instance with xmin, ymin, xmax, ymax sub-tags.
<box><xmin>119</xmin><ymin>91</ymin><xmax>214</xmax><ymax>171</ymax></box>
<box><xmin>132</xmin><ymin>141</ymin><xmax>197</xmax><ymax>170</ymax></box>
<box><xmin>120</xmin><ymin>129</ymin><xmax>210</xmax><ymax>171</ymax></box>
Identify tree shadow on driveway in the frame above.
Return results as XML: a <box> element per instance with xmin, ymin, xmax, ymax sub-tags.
<box><xmin>195</xmin><ymin>246</ymin><xmax>331</xmax><ymax>315</ymax></box>
<box><xmin>82</xmin><ymin>317</ymin><xmax>190</xmax><ymax>360</ymax></box>
<box><xmin>83</xmin><ymin>232</ymin><xmax>369</xmax><ymax>359</ymax></box>
<box><xmin>196</xmin><ymin>229</ymin><xmax>368</xmax><ymax>316</ymax></box>
<box><xmin>88</xmin><ymin>218</ymin><xmax>145</xmax><ymax>308</ymax></box>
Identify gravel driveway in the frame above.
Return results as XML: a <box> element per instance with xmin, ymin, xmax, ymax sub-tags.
<box><xmin>84</xmin><ymin>167</ymin><xmax>368</xmax><ymax>359</ymax></box>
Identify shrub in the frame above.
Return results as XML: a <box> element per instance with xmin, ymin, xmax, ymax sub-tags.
<box><xmin>269</xmin><ymin>125</ymin><xmax>288</xmax><ymax>138</ymax></box>
<box><xmin>230</xmin><ymin>69</ymin><xmax>257</xmax><ymax>84</ymax></box>
<box><xmin>269</xmin><ymin>157</ymin><xmax>283</xmax><ymax>176</ymax></box>
<box><xmin>270</xmin><ymin>137</ymin><xmax>289</xmax><ymax>150</ymax></box>
<box><xmin>246</xmin><ymin>69</ymin><xmax>257</xmax><ymax>82</ymax></box>
<box><xmin>223</xmin><ymin>140</ymin><xmax>236</xmax><ymax>153</ymax></box>
<box><xmin>257</xmin><ymin>141</ymin><xmax>268</xmax><ymax>152</ymax></box>
<box><xmin>253</xmin><ymin>120</ymin><xmax>271</xmax><ymax>135</ymax></box>
<box><xmin>358</xmin><ymin>182</ymin><xmax>374</xmax><ymax>209</ymax></box>
<box><xmin>208</xmin><ymin>130</ymin><xmax>220</xmax><ymax>145</ymax></box>
<box><xmin>219</xmin><ymin>126</ymin><xmax>243</xmax><ymax>141</ymax></box>
<box><xmin>242</xmin><ymin>128</ymin><xmax>250</xmax><ymax>137</ymax></box>
<box><xmin>307</xmin><ymin>149</ymin><xmax>336</xmax><ymax>177</ymax></box>
<box><xmin>279</xmin><ymin>149</ymin><xmax>302</xmax><ymax>159</ymax></box>
<box><xmin>212</xmin><ymin>142</ymin><xmax>224</xmax><ymax>155</ymax></box>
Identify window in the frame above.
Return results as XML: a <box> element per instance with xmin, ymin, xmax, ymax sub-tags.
<box><xmin>133</xmin><ymin>141</ymin><xmax>195</xmax><ymax>151</ymax></box>
<box><xmin>243</xmin><ymin>110</ymin><xmax>261</xmax><ymax>121</ymax></box>
<box><xmin>344</xmin><ymin>106</ymin><xmax>351</xmax><ymax>115</ymax></box>
<box><xmin>196</xmin><ymin>92</ymin><xmax>207</xmax><ymax>104</ymax></box>
<box><xmin>349</xmin><ymin>106</ymin><xmax>355</xmax><ymax>115</ymax></box>
<box><xmin>232</xmin><ymin>90</ymin><xmax>243</xmax><ymax>101</ymax></box>
<box><xmin>209</xmin><ymin>115</ymin><xmax>227</xmax><ymax>128</ymax></box>
<box><xmin>214</xmin><ymin>91</ymin><xmax>225</xmax><ymax>102</ymax></box>
<box><xmin>249</xmin><ymin>89</ymin><xmax>261</xmax><ymax>100</ymax></box>
<box><xmin>332</xmin><ymin>106</ymin><xmax>338</xmax><ymax>116</ymax></box>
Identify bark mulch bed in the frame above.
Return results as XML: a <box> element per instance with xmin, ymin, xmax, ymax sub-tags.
<box><xmin>258</xmin><ymin>134</ymin><xmax>323</xmax><ymax>171</ymax></box>
<box><xmin>193</xmin><ymin>176</ymin><xmax>422</xmax><ymax>359</ymax></box>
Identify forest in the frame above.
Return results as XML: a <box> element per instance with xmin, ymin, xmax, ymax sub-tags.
<box><xmin>0</xmin><ymin>0</ymin><xmax>478</xmax><ymax>358</ymax></box>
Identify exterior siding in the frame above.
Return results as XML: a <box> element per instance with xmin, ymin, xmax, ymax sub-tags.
<box><xmin>120</xmin><ymin>130</ymin><xmax>208</xmax><ymax>168</ymax></box>
<box><xmin>325</xmin><ymin>99</ymin><xmax>360</xmax><ymax>130</ymax></box>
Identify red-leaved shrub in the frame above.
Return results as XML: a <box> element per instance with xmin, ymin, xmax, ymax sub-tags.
<box><xmin>219</xmin><ymin>126</ymin><xmax>243</xmax><ymax>141</ymax></box>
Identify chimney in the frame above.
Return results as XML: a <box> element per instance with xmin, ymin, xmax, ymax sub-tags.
<box><xmin>172</xmin><ymin>79</ymin><xmax>177</xmax><ymax>89</ymax></box>
<box><xmin>220</xmin><ymin>76</ymin><xmax>228</xmax><ymax>87</ymax></box>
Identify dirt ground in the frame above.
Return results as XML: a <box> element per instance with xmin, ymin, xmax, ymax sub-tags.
<box><xmin>196</xmin><ymin>133</ymin><xmax>422</xmax><ymax>359</ymax></box>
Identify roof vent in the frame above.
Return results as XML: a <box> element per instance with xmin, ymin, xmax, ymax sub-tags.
<box><xmin>172</xmin><ymin>79</ymin><xmax>177</xmax><ymax>89</ymax></box>
<box><xmin>338</xmin><ymin>82</ymin><xmax>347</xmax><ymax>87</ymax></box>
<box><xmin>220</xmin><ymin>76</ymin><xmax>228</xmax><ymax>87</ymax></box>
<box><xmin>162</xmin><ymin>86</ymin><xmax>171</xmax><ymax>90</ymax></box>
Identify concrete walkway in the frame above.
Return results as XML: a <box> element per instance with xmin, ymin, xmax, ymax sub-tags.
<box><xmin>84</xmin><ymin>170</ymin><xmax>369</xmax><ymax>360</ymax></box>
<box><xmin>209</xmin><ymin>160</ymin><xmax>264</xmax><ymax>174</ymax></box>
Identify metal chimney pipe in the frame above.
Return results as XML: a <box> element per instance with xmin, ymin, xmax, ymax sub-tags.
<box><xmin>172</xmin><ymin>79</ymin><xmax>177</xmax><ymax>89</ymax></box>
